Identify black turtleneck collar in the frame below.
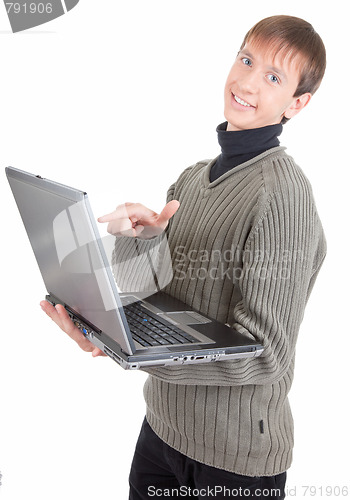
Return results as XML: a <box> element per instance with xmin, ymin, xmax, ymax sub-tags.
<box><xmin>210</xmin><ymin>121</ymin><xmax>283</xmax><ymax>182</ymax></box>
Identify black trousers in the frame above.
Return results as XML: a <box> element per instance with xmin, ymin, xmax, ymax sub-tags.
<box><xmin>129</xmin><ymin>418</ymin><xmax>286</xmax><ymax>499</ymax></box>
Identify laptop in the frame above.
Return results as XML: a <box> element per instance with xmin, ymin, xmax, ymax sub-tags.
<box><xmin>6</xmin><ymin>166</ymin><xmax>263</xmax><ymax>369</ymax></box>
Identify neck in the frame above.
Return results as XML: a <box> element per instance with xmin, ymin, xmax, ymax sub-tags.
<box><xmin>209</xmin><ymin>121</ymin><xmax>283</xmax><ymax>182</ymax></box>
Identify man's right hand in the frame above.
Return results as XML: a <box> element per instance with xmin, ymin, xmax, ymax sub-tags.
<box><xmin>97</xmin><ymin>200</ymin><xmax>180</xmax><ymax>239</ymax></box>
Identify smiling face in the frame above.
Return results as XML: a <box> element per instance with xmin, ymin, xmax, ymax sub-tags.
<box><xmin>224</xmin><ymin>41</ymin><xmax>312</xmax><ymax>131</ymax></box>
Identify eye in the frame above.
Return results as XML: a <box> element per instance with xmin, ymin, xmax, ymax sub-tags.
<box><xmin>267</xmin><ymin>74</ymin><xmax>279</xmax><ymax>84</ymax></box>
<box><xmin>242</xmin><ymin>57</ymin><xmax>252</xmax><ymax>66</ymax></box>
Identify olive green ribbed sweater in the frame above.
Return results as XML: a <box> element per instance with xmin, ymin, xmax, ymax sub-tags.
<box><xmin>112</xmin><ymin>147</ymin><xmax>327</xmax><ymax>477</ymax></box>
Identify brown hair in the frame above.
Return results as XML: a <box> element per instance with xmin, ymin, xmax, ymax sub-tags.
<box><xmin>240</xmin><ymin>15</ymin><xmax>326</xmax><ymax>123</ymax></box>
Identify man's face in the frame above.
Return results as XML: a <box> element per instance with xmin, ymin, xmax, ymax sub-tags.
<box><xmin>224</xmin><ymin>41</ymin><xmax>310</xmax><ymax>131</ymax></box>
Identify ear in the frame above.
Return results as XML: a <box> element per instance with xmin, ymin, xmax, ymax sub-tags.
<box><xmin>283</xmin><ymin>93</ymin><xmax>312</xmax><ymax>120</ymax></box>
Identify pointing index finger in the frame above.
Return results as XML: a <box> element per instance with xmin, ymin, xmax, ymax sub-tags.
<box><xmin>98</xmin><ymin>204</ymin><xmax>133</xmax><ymax>223</ymax></box>
<box><xmin>97</xmin><ymin>211</ymin><xmax>116</xmax><ymax>223</ymax></box>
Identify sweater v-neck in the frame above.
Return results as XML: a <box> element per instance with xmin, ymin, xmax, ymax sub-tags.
<box><xmin>202</xmin><ymin>146</ymin><xmax>287</xmax><ymax>189</ymax></box>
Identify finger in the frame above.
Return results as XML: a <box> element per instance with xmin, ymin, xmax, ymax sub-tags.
<box><xmin>98</xmin><ymin>203</ymin><xmax>136</xmax><ymax>223</ymax></box>
<box><xmin>119</xmin><ymin>227</ymin><xmax>139</xmax><ymax>237</ymax></box>
<box><xmin>133</xmin><ymin>224</ymin><xmax>144</xmax><ymax>237</ymax></box>
<box><xmin>105</xmin><ymin>219</ymin><xmax>131</xmax><ymax>237</ymax></box>
<box><xmin>41</xmin><ymin>302</ymin><xmax>98</xmax><ymax>354</ymax></box>
<box><xmin>92</xmin><ymin>347</ymin><xmax>107</xmax><ymax>357</ymax></box>
<box><xmin>54</xmin><ymin>305</ymin><xmax>94</xmax><ymax>351</ymax></box>
<box><xmin>157</xmin><ymin>200</ymin><xmax>180</xmax><ymax>226</ymax></box>
<box><xmin>98</xmin><ymin>211</ymin><xmax>119</xmax><ymax>223</ymax></box>
<box><xmin>55</xmin><ymin>304</ymin><xmax>77</xmax><ymax>334</ymax></box>
<box><xmin>40</xmin><ymin>300</ymin><xmax>63</xmax><ymax>326</ymax></box>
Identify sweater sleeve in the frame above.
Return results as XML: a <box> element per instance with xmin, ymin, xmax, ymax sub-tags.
<box><xmin>142</xmin><ymin>190</ymin><xmax>327</xmax><ymax>386</ymax></box>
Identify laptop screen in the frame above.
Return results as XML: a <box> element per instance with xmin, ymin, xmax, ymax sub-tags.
<box><xmin>6</xmin><ymin>168</ymin><xmax>134</xmax><ymax>354</ymax></box>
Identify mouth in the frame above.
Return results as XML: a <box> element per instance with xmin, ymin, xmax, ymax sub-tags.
<box><xmin>232</xmin><ymin>93</ymin><xmax>255</xmax><ymax>108</ymax></box>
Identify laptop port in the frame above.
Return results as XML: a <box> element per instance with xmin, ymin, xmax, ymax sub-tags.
<box><xmin>104</xmin><ymin>346</ymin><xmax>113</xmax><ymax>356</ymax></box>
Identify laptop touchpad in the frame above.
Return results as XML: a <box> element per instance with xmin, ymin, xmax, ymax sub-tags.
<box><xmin>159</xmin><ymin>311</ymin><xmax>212</xmax><ymax>325</ymax></box>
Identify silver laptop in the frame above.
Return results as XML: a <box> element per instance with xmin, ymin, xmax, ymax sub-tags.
<box><xmin>6</xmin><ymin>166</ymin><xmax>263</xmax><ymax>369</ymax></box>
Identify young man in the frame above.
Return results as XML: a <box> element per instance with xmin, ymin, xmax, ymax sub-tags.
<box><xmin>41</xmin><ymin>15</ymin><xmax>327</xmax><ymax>499</ymax></box>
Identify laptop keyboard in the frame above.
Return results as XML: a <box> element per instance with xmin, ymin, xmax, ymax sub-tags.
<box><xmin>123</xmin><ymin>301</ymin><xmax>198</xmax><ymax>347</ymax></box>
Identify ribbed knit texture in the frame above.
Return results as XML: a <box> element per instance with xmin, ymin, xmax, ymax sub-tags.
<box><xmin>112</xmin><ymin>147</ymin><xmax>327</xmax><ymax>477</ymax></box>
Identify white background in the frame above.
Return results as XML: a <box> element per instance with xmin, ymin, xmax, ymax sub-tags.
<box><xmin>0</xmin><ymin>1</ymin><xmax>348</xmax><ymax>498</ymax></box>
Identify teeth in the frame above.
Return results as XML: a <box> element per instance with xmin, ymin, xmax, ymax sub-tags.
<box><xmin>234</xmin><ymin>94</ymin><xmax>252</xmax><ymax>107</ymax></box>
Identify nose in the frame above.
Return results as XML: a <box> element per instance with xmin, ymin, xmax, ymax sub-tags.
<box><xmin>239</xmin><ymin>69</ymin><xmax>260</xmax><ymax>94</ymax></box>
